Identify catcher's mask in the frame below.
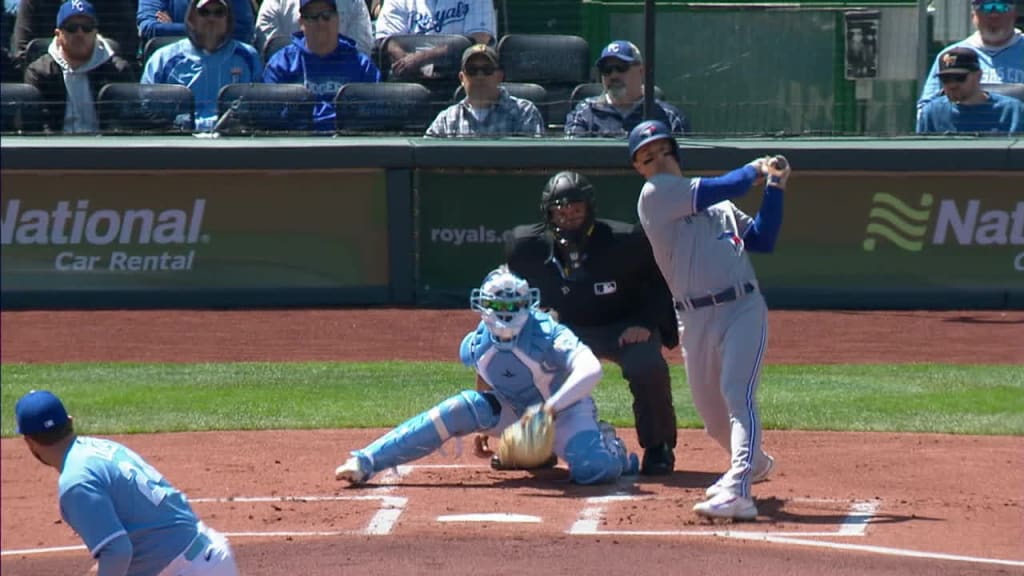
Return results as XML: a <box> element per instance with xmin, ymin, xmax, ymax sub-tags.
<box><xmin>470</xmin><ymin>266</ymin><xmax>540</xmax><ymax>347</ymax></box>
<box><xmin>540</xmin><ymin>171</ymin><xmax>596</xmax><ymax>270</ymax></box>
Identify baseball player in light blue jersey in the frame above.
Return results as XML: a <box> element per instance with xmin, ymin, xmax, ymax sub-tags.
<box><xmin>627</xmin><ymin>120</ymin><xmax>790</xmax><ymax>520</ymax></box>
<box><xmin>14</xmin><ymin>390</ymin><xmax>237</xmax><ymax>576</ymax></box>
<box><xmin>336</xmin><ymin>265</ymin><xmax>639</xmax><ymax>486</ymax></box>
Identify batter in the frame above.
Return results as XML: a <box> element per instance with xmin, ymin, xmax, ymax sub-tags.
<box><xmin>627</xmin><ymin>120</ymin><xmax>790</xmax><ymax>520</ymax></box>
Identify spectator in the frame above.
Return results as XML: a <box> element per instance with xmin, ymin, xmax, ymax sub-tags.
<box><xmin>505</xmin><ymin>171</ymin><xmax>680</xmax><ymax>475</ymax></box>
<box><xmin>263</xmin><ymin>0</ymin><xmax>380</xmax><ymax>131</ymax></box>
<box><xmin>24</xmin><ymin>0</ymin><xmax>134</xmax><ymax>132</ymax></box>
<box><xmin>256</xmin><ymin>0</ymin><xmax>372</xmax><ymax>56</ymax></box>
<box><xmin>918</xmin><ymin>0</ymin><xmax>1023</xmax><ymax>110</ymax></box>
<box><xmin>138</xmin><ymin>0</ymin><xmax>255</xmax><ymax>48</ymax></box>
<box><xmin>375</xmin><ymin>0</ymin><xmax>494</xmax><ymax>79</ymax></box>
<box><xmin>917</xmin><ymin>47</ymin><xmax>1023</xmax><ymax>133</ymax></box>
<box><xmin>12</xmin><ymin>0</ymin><xmax>136</xmax><ymax>68</ymax></box>
<box><xmin>565</xmin><ymin>40</ymin><xmax>689</xmax><ymax>138</ymax></box>
<box><xmin>425</xmin><ymin>43</ymin><xmax>543</xmax><ymax>137</ymax></box>
<box><xmin>142</xmin><ymin>0</ymin><xmax>261</xmax><ymax>131</ymax></box>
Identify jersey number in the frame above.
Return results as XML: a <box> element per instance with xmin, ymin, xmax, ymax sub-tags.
<box><xmin>118</xmin><ymin>455</ymin><xmax>168</xmax><ymax>507</ymax></box>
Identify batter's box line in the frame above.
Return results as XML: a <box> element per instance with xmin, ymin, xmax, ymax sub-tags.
<box><xmin>568</xmin><ymin>495</ymin><xmax>880</xmax><ymax>538</ymax></box>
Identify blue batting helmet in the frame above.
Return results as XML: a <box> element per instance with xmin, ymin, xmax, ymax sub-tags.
<box><xmin>628</xmin><ymin>120</ymin><xmax>678</xmax><ymax>162</ymax></box>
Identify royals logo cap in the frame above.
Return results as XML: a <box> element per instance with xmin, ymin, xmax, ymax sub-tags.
<box><xmin>15</xmin><ymin>390</ymin><xmax>69</xmax><ymax>435</ymax></box>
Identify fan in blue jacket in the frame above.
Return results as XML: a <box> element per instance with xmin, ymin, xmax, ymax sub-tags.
<box><xmin>142</xmin><ymin>0</ymin><xmax>262</xmax><ymax>131</ymax></box>
<box><xmin>262</xmin><ymin>0</ymin><xmax>379</xmax><ymax>131</ymax></box>
<box><xmin>138</xmin><ymin>0</ymin><xmax>254</xmax><ymax>46</ymax></box>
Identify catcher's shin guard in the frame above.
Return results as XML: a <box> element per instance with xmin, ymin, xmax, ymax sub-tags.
<box><xmin>359</xmin><ymin>391</ymin><xmax>501</xmax><ymax>472</ymax></box>
<box><xmin>563</xmin><ymin>424</ymin><xmax>639</xmax><ymax>485</ymax></box>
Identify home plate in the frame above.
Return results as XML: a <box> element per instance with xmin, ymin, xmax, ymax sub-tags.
<box><xmin>436</xmin><ymin>513</ymin><xmax>542</xmax><ymax>523</ymax></box>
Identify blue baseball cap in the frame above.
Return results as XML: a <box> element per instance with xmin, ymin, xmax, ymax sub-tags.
<box><xmin>596</xmin><ymin>40</ymin><xmax>643</xmax><ymax>67</ymax></box>
<box><xmin>629</xmin><ymin>120</ymin><xmax>676</xmax><ymax>160</ymax></box>
<box><xmin>56</xmin><ymin>0</ymin><xmax>98</xmax><ymax>29</ymax></box>
<box><xmin>15</xmin><ymin>390</ymin><xmax>69</xmax><ymax>435</ymax></box>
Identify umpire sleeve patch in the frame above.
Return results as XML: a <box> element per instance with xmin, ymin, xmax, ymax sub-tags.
<box><xmin>593</xmin><ymin>281</ymin><xmax>617</xmax><ymax>295</ymax></box>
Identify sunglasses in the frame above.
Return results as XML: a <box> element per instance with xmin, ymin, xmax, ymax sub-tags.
<box><xmin>940</xmin><ymin>73</ymin><xmax>969</xmax><ymax>83</ymax></box>
<box><xmin>61</xmin><ymin>22</ymin><xmax>96</xmax><ymax>33</ymax></box>
<box><xmin>976</xmin><ymin>2</ymin><xmax>1012</xmax><ymax>13</ymax></box>
<box><xmin>301</xmin><ymin>9</ymin><xmax>336</xmax><ymax>21</ymax></box>
<box><xmin>464</xmin><ymin>65</ymin><xmax>497</xmax><ymax>77</ymax></box>
<box><xmin>197</xmin><ymin>7</ymin><xmax>227</xmax><ymax>18</ymax></box>
<box><xmin>481</xmin><ymin>299</ymin><xmax>527</xmax><ymax>312</ymax></box>
<box><xmin>599</xmin><ymin>62</ymin><xmax>632</xmax><ymax>75</ymax></box>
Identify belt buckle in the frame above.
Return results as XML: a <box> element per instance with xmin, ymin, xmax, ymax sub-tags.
<box><xmin>708</xmin><ymin>291</ymin><xmax>721</xmax><ymax>306</ymax></box>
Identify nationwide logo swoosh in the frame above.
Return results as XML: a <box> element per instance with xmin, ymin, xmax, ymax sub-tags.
<box><xmin>862</xmin><ymin>193</ymin><xmax>934</xmax><ymax>252</ymax></box>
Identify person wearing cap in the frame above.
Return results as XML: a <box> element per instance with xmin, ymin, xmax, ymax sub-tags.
<box><xmin>138</xmin><ymin>0</ymin><xmax>254</xmax><ymax>47</ymax></box>
<box><xmin>12</xmin><ymin>0</ymin><xmax>136</xmax><ymax>71</ymax></box>
<box><xmin>628</xmin><ymin>120</ymin><xmax>789</xmax><ymax>520</ymax></box>
<box><xmin>23</xmin><ymin>0</ymin><xmax>134</xmax><ymax>133</ymax></box>
<box><xmin>142</xmin><ymin>0</ymin><xmax>262</xmax><ymax>131</ymax></box>
<box><xmin>565</xmin><ymin>40</ymin><xmax>690</xmax><ymax>138</ymax></box>
<box><xmin>375</xmin><ymin>0</ymin><xmax>495</xmax><ymax>78</ymax></box>
<box><xmin>13</xmin><ymin>389</ymin><xmax>238</xmax><ymax>575</ymax></box>
<box><xmin>263</xmin><ymin>0</ymin><xmax>379</xmax><ymax>131</ymax></box>
<box><xmin>917</xmin><ymin>47</ymin><xmax>1023</xmax><ymax>133</ymax></box>
<box><xmin>425</xmin><ymin>43</ymin><xmax>543</xmax><ymax>137</ymax></box>
<box><xmin>918</xmin><ymin>0</ymin><xmax>1023</xmax><ymax>110</ymax></box>
<box><xmin>256</xmin><ymin>0</ymin><xmax>373</xmax><ymax>58</ymax></box>
<box><xmin>501</xmin><ymin>170</ymin><xmax>680</xmax><ymax>475</ymax></box>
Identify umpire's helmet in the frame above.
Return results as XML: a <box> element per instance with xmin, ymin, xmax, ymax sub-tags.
<box><xmin>628</xmin><ymin>120</ymin><xmax>679</xmax><ymax>162</ymax></box>
<box><xmin>540</xmin><ymin>171</ymin><xmax>595</xmax><ymax>221</ymax></box>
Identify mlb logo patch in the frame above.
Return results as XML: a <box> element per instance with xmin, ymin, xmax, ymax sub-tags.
<box><xmin>593</xmin><ymin>281</ymin><xmax>617</xmax><ymax>295</ymax></box>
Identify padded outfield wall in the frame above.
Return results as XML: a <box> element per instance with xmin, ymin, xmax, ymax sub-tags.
<box><xmin>1</xmin><ymin>137</ymin><xmax>1022</xmax><ymax>309</ymax></box>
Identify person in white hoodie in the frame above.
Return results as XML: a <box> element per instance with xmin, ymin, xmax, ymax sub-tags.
<box><xmin>255</xmin><ymin>0</ymin><xmax>373</xmax><ymax>56</ymax></box>
<box><xmin>23</xmin><ymin>0</ymin><xmax>134</xmax><ymax>133</ymax></box>
<box><xmin>918</xmin><ymin>0</ymin><xmax>1024</xmax><ymax>111</ymax></box>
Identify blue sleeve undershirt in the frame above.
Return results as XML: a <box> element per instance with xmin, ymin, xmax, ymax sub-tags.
<box><xmin>694</xmin><ymin>165</ymin><xmax>758</xmax><ymax>211</ymax></box>
<box><xmin>742</xmin><ymin>185</ymin><xmax>784</xmax><ymax>253</ymax></box>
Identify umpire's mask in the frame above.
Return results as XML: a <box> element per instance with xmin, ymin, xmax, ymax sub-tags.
<box><xmin>540</xmin><ymin>171</ymin><xmax>596</xmax><ymax>271</ymax></box>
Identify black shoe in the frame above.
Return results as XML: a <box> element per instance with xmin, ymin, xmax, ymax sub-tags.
<box><xmin>490</xmin><ymin>453</ymin><xmax>558</xmax><ymax>471</ymax></box>
<box><xmin>641</xmin><ymin>443</ymin><xmax>675</xmax><ymax>475</ymax></box>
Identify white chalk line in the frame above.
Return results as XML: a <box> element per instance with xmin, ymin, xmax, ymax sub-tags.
<box><xmin>4</xmin><ymin>465</ymin><xmax>1021</xmax><ymax>568</ymax></box>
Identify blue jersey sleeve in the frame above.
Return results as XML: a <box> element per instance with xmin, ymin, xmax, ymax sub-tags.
<box><xmin>60</xmin><ymin>482</ymin><xmax>129</xmax><ymax>557</ymax></box>
<box><xmin>742</xmin><ymin>185</ymin><xmax>784</xmax><ymax>253</ymax></box>
<box><xmin>694</xmin><ymin>164</ymin><xmax>759</xmax><ymax>211</ymax></box>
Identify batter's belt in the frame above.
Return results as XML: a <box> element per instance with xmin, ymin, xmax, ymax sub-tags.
<box><xmin>674</xmin><ymin>282</ymin><xmax>756</xmax><ymax>312</ymax></box>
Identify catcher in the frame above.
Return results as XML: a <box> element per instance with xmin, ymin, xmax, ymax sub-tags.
<box><xmin>335</xmin><ymin>266</ymin><xmax>639</xmax><ymax>485</ymax></box>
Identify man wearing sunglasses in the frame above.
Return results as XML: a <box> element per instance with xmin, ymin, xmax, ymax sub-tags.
<box><xmin>256</xmin><ymin>0</ymin><xmax>373</xmax><ymax>58</ymax></box>
<box><xmin>917</xmin><ymin>47</ymin><xmax>1023</xmax><ymax>133</ymax></box>
<box><xmin>138</xmin><ymin>0</ymin><xmax>254</xmax><ymax>48</ymax></box>
<box><xmin>142</xmin><ymin>0</ymin><xmax>262</xmax><ymax>131</ymax></box>
<box><xmin>918</xmin><ymin>0</ymin><xmax>1023</xmax><ymax>112</ymax></box>
<box><xmin>565</xmin><ymin>40</ymin><xmax>690</xmax><ymax>138</ymax></box>
<box><xmin>426</xmin><ymin>43</ymin><xmax>543</xmax><ymax>137</ymax></box>
<box><xmin>263</xmin><ymin>0</ymin><xmax>380</xmax><ymax>131</ymax></box>
<box><xmin>23</xmin><ymin>0</ymin><xmax>134</xmax><ymax>132</ymax></box>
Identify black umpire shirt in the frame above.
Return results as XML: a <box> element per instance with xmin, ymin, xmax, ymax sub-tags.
<box><xmin>505</xmin><ymin>218</ymin><xmax>678</xmax><ymax>350</ymax></box>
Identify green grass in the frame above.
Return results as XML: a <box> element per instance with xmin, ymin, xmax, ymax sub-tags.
<box><xmin>2</xmin><ymin>362</ymin><xmax>1022</xmax><ymax>437</ymax></box>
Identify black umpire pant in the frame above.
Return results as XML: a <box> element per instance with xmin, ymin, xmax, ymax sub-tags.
<box><xmin>571</xmin><ymin>322</ymin><xmax>677</xmax><ymax>450</ymax></box>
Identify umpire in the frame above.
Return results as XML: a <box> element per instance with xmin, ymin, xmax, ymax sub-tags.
<box><xmin>506</xmin><ymin>171</ymin><xmax>678</xmax><ymax>475</ymax></box>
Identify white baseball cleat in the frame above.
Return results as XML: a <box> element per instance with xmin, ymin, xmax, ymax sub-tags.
<box><xmin>693</xmin><ymin>492</ymin><xmax>758</xmax><ymax>521</ymax></box>
<box><xmin>334</xmin><ymin>455</ymin><xmax>371</xmax><ymax>484</ymax></box>
<box><xmin>705</xmin><ymin>454</ymin><xmax>775</xmax><ymax>497</ymax></box>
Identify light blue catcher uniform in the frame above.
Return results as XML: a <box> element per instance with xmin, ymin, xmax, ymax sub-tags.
<box><xmin>336</xmin><ymin>267</ymin><xmax>638</xmax><ymax>485</ymax></box>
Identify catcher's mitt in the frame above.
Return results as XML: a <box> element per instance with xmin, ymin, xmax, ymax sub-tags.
<box><xmin>497</xmin><ymin>404</ymin><xmax>555</xmax><ymax>469</ymax></box>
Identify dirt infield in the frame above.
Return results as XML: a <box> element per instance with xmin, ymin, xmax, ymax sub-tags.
<box><xmin>2</xmin><ymin>309</ymin><xmax>1023</xmax><ymax>576</ymax></box>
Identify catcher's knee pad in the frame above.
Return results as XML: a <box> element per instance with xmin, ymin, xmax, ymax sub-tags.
<box><xmin>432</xmin><ymin>390</ymin><xmax>501</xmax><ymax>438</ymax></box>
<box><xmin>563</xmin><ymin>427</ymin><xmax>633</xmax><ymax>485</ymax></box>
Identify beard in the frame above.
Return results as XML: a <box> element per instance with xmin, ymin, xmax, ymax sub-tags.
<box><xmin>606</xmin><ymin>83</ymin><xmax>628</xmax><ymax>102</ymax></box>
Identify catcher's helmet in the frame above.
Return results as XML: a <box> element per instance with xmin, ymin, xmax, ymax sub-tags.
<box><xmin>470</xmin><ymin>266</ymin><xmax>540</xmax><ymax>346</ymax></box>
<box><xmin>628</xmin><ymin>120</ymin><xmax>679</xmax><ymax>162</ymax></box>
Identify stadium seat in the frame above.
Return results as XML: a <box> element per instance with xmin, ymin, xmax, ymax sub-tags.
<box><xmin>263</xmin><ymin>35</ymin><xmax>293</xmax><ymax>63</ymax></box>
<box><xmin>215</xmin><ymin>83</ymin><xmax>315</xmax><ymax>133</ymax></box>
<box><xmin>378</xmin><ymin>33</ymin><xmax>472</xmax><ymax>111</ymax></box>
<box><xmin>569</xmin><ymin>82</ymin><xmax>664</xmax><ymax>111</ymax></box>
<box><xmin>496</xmin><ymin>34</ymin><xmax>589</xmax><ymax>129</ymax></box>
<box><xmin>452</xmin><ymin>82</ymin><xmax>548</xmax><ymax>125</ymax></box>
<box><xmin>982</xmin><ymin>83</ymin><xmax>1024</xmax><ymax>103</ymax></box>
<box><xmin>334</xmin><ymin>82</ymin><xmax>432</xmax><ymax>133</ymax></box>
<box><xmin>0</xmin><ymin>82</ymin><xmax>43</xmax><ymax>133</ymax></box>
<box><xmin>97</xmin><ymin>83</ymin><xmax>194</xmax><ymax>133</ymax></box>
<box><xmin>142</xmin><ymin>36</ymin><xmax>186</xmax><ymax>66</ymax></box>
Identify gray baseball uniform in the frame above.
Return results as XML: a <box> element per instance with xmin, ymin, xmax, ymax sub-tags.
<box><xmin>637</xmin><ymin>171</ymin><xmax>780</xmax><ymax>499</ymax></box>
